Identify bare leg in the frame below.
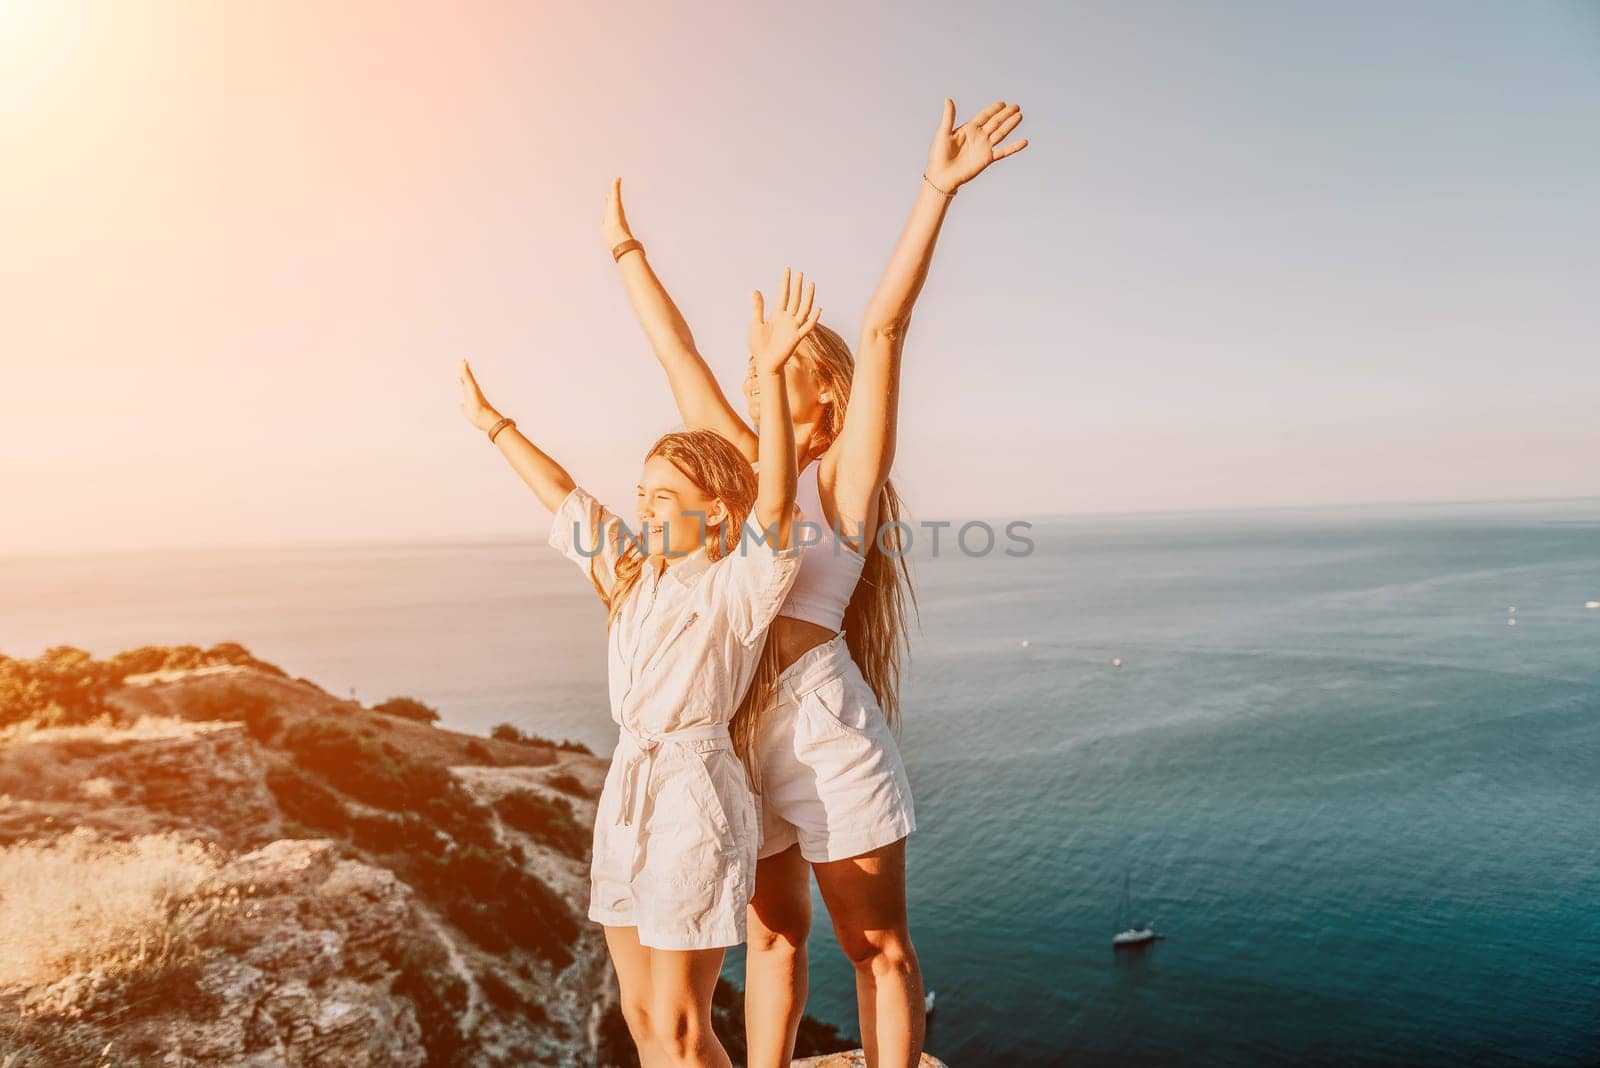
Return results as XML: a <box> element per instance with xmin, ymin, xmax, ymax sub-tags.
<box><xmin>744</xmin><ymin>844</ymin><xmax>813</xmax><ymax>1068</ymax></box>
<box><xmin>605</xmin><ymin>925</ymin><xmax>665</xmax><ymax>1068</ymax></box>
<box><xmin>812</xmin><ymin>839</ymin><xmax>923</xmax><ymax>1068</ymax></box>
<box><xmin>647</xmin><ymin>944</ymin><xmax>733</xmax><ymax>1068</ymax></box>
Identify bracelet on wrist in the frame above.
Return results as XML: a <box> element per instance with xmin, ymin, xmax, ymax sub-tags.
<box><xmin>921</xmin><ymin>172</ymin><xmax>956</xmax><ymax>198</ymax></box>
<box><xmin>611</xmin><ymin>239</ymin><xmax>644</xmax><ymax>262</ymax></box>
<box><xmin>487</xmin><ymin>416</ymin><xmax>515</xmax><ymax>444</ymax></box>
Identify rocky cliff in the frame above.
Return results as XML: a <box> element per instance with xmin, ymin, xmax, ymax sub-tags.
<box><xmin>0</xmin><ymin>645</ymin><xmax>888</xmax><ymax>1067</ymax></box>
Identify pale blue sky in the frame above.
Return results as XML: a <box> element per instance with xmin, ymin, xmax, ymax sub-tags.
<box><xmin>3</xmin><ymin>0</ymin><xmax>1597</xmax><ymax>552</ymax></box>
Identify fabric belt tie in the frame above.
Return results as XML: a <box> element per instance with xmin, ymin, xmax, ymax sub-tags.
<box><xmin>616</xmin><ymin>722</ymin><xmax>732</xmax><ymax>829</ymax></box>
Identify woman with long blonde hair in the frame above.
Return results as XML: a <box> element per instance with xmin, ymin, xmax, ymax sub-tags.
<box><xmin>458</xmin><ymin>269</ymin><xmax>823</xmax><ymax>1068</ymax></box>
<box><xmin>601</xmin><ymin>98</ymin><xmax>1028</xmax><ymax>1067</ymax></box>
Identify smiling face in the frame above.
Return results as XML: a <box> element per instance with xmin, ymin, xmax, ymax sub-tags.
<box><xmin>635</xmin><ymin>453</ymin><xmax>729</xmax><ymax>559</ymax></box>
<box><xmin>743</xmin><ymin>350</ymin><xmax>830</xmax><ymax>427</ymax></box>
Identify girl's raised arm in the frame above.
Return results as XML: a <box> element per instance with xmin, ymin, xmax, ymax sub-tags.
<box><xmin>746</xmin><ymin>268</ymin><xmax>822</xmax><ymax>549</ymax></box>
<box><xmin>604</xmin><ymin>179</ymin><xmax>759</xmax><ymax>459</ymax></box>
<box><xmin>457</xmin><ymin>359</ymin><xmax>576</xmax><ymax>512</ymax></box>
<box><xmin>831</xmin><ymin>98</ymin><xmax>1028</xmax><ymax>513</ymax></box>
<box><xmin>460</xmin><ymin>359</ymin><xmax>632</xmax><ymax>597</ymax></box>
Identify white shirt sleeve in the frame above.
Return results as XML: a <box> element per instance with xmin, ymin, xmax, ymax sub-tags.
<box><xmin>547</xmin><ymin>485</ymin><xmax>632</xmax><ymax>597</ymax></box>
<box><xmin>715</xmin><ymin>506</ymin><xmax>806</xmax><ymax>646</ymax></box>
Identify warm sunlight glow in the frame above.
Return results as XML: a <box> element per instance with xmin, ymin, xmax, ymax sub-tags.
<box><xmin>0</xmin><ymin>0</ymin><xmax>81</xmax><ymax>91</ymax></box>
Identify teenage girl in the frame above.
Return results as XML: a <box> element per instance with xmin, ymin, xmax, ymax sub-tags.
<box><xmin>458</xmin><ymin>269</ymin><xmax>824</xmax><ymax>1067</ymax></box>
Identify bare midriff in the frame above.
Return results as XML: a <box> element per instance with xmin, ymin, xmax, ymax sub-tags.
<box><xmin>770</xmin><ymin>615</ymin><xmax>841</xmax><ymax>674</ymax></box>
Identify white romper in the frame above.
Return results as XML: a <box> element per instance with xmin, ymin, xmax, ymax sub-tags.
<box><xmin>547</xmin><ymin>485</ymin><xmax>802</xmax><ymax>950</ymax></box>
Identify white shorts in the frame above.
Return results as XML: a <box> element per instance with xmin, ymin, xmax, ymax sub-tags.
<box><xmin>756</xmin><ymin>633</ymin><xmax>916</xmax><ymax>863</ymax></box>
<box><xmin>589</xmin><ymin>727</ymin><xmax>759</xmax><ymax>951</ymax></box>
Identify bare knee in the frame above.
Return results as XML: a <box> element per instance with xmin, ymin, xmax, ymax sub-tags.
<box><xmin>618</xmin><ymin>994</ymin><xmax>653</xmax><ymax>1044</ymax></box>
<box><xmin>748</xmin><ymin>901</ymin><xmax>810</xmax><ymax>957</ymax></box>
<box><xmin>748</xmin><ymin>856</ymin><xmax>812</xmax><ymax>957</ymax></box>
<box><xmin>650</xmin><ymin>1005</ymin><xmax>706</xmax><ymax>1062</ymax></box>
<box><xmin>836</xmin><ymin>926</ymin><xmax>918</xmax><ymax>981</ymax></box>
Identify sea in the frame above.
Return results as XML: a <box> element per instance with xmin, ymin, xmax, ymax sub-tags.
<box><xmin>4</xmin><ymin>497</ymin><xmax>1598</xmax><ymax>1066</ymax></box>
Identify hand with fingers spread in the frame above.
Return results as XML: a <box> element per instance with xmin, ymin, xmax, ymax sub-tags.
<box><xmin>748</xmin><ymin>267</ymin><xmax>822</xmax><ymax>376</ymax></box>
<box><xmin>925</xmin><ymin>97</ymin><xmax>1028</xmax><ymax>193</ymax></box>
<box><xmin>457</xmin><ymin>359</ymin><xmax>503</xmax><ymax>433</ymax></box>
<box><xmin>602</xmin><ymin>176</ymin><xmax>634</xmax><ymax>249</ymax></box>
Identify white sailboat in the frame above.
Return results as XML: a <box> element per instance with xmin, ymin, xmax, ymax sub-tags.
<box><xmin>1112</xmin><ymin>869</ymin><xmax>1160</xmax><ymax>948</ymax></box>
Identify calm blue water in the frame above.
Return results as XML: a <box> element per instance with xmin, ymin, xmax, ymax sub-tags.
<box><xmin>5</xmin><ymin>499</ymin><xmax>1598</xmax><ymax>1066</ymax></box>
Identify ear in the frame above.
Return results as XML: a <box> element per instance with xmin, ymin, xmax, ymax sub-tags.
<box><xmin>704</xmin><ymin>500</ymin><xmax>730</xmax><ymax>531</ymax></box>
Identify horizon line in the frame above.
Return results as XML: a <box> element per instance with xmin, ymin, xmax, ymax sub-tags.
<box><xmin>5</xmin><ymin>491</ymin><xmax>1598</xmax><ymax>562</ymax></box>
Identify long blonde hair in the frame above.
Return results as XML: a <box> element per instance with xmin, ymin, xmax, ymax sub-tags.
<box><xmin>731</xmin><ymin>322</ymin><xmax>919</xmax><ymax>779</ymax></box>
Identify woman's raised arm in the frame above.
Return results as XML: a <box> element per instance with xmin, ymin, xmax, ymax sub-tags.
<box><xmin>604</xmin><ymin>178</ymin><xmax>759</xmax><ymax>458</ymax></box>
<box><xmin>747</xmin><ymin>268</ymin><xmax>823</xmax><ymax>549</ymax></box>
<box><xmin>457</xmin><ymin>359</ymin><xmax>576</xmax><ymax>513</ymax></box>
<box><xmin>830</xmin><ymin>99</ymin><xmax>1028</xmax><ymax>510</ymax></box>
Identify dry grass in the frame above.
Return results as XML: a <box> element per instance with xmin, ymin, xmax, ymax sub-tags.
<box><xmin>0</xmin><ymin>827</ymin><xmax>226</xmax><ymax>993</ymax></box>
<box><xmin>0</xmin><ymin>1018</ymin><xmax>134</xmax><ymax>1068</ymax></box>
<box><xmin>0</xmin><ymin>715</ymin><xmax>222</xmax><ymax>751</ymax></box>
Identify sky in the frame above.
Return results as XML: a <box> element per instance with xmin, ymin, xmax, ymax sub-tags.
<box><xmin>2</xmin><ymin>0</ymin><xmax>1597</xmax><ymax>554</ymax></box>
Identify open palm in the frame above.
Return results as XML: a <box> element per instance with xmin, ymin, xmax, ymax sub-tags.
<box><xmin>926</xmin><ymin>98</ymin><xmax>1028</xmax><ymax>192</ymax></box>
<box><xmin>748</xmin><ymin>267</ymin><xmax>822</xmax><ymax>375</ymax></box>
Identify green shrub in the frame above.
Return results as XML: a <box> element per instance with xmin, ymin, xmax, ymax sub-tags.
<box><xmin>495</xmin><ymin>789</ymin><xmax>589</xmax><ymax>857</ymax></box>
<box><xmin>0</xmin><ymin>646</ymin><xmax>119</xmax><ymax>728</ymax></box>
<box><xmin>0</xmin><ymin>643</ymin><xmax>290</xmax><ymax>730</ymax></box>
<box><xmin>397</xmin><ymin>846</ymin><xmax>577</xmax><ymax>967</ymax></box>
<box><xmin>372</xmin><ymin>696</ymin><xmax>440</xmax><ymax>724</ymax></box>
<box><xmin>389</xmin><ymin>933</ymin><xmax>470</xmax><ymax>1068</ymax></box>
<box><xmin>265</xmin><ymin>764</ymin><xmax>348</xmax><ymax>834</ymax></box>
<box><xmin>489</xmin><ymin>722</ymin><xmax>592</xmax><ymax>755</ymax></box>
<box><xmin>477</xmin><ymin>969</ymin><xmax>547</xmax><ymax>1023</ymax></box>
<box><xmin>349</xmin><ymin>810</ymin><xmax>445</xmax><ymax>856</ymax></box>
<box><xmin>280</xmin><ymin>720</ymin><xmax>501</xmax><ymax>855</ymax></box>
<box><xmin>545</xmin><ymin>770</ymin><xmax>588</xmax><ymax>797</ymax></box>
<box><xmin>281</xmin><ymin>720</ymin><xmax>454</xmax><ymax>811</ymax></box>
<box><xmin>478</xmin><ymin>968</ymin><xmax>519</xmax><ymax>1013</ymax></box>
<box><xmin>245</xmin><ymin>708</ymin><xmax>283</xmax><ymax>742</ymax></box>
<box><xmin>183</xmin><ymin>683</ymin><xmax>281</xmax><ymax>741</ymax></box>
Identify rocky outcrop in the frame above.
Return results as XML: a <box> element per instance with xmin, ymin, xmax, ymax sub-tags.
<box><xmin>0</xmin><ymin>719</ymin><xmax>280</xmax><ymax>850</ymax></box>
<box><xmin>24</xmin><ymin>838</ymin><xmax>427</xmax><ymax>1066</ymax></box>
<box><xmin>89</xmin><ymin>721</ymin><xmax>283</xmax><ymax>848</ymax></box>
<box><xmin>1</xmin><ymin>666</ymin><xmax>606</xmax><ymax>1066</ymax></box>
<box><xmin>0</xmin><ymin>655</ymin><xmax>905</xmax><ymax>1067</ymax></box>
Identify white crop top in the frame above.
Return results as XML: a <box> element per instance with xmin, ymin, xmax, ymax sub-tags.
<box><xmin>775</xmin><ymin>459</ymin><xmax>867</xmax><ymax>631</ymax></box>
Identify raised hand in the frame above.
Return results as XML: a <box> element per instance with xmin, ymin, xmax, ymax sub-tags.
<box><xmin>602</xmin><ymin>177</ymin><xmax>633</xmax><ymax>248</ymax></box>
<box><xmin>748</xmin><ymin>267</ymin><xmax>822</xmax><ymax>375</ymax></box>
<box><xmin>925</xmin><ymin>98</ymin><xmax>1028</xmax><ymax>193</ymax></box>
<box><xmin>457</xmin><ymin>359</ymin><xmax>502</xmax><ymax>432</ymax></box>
